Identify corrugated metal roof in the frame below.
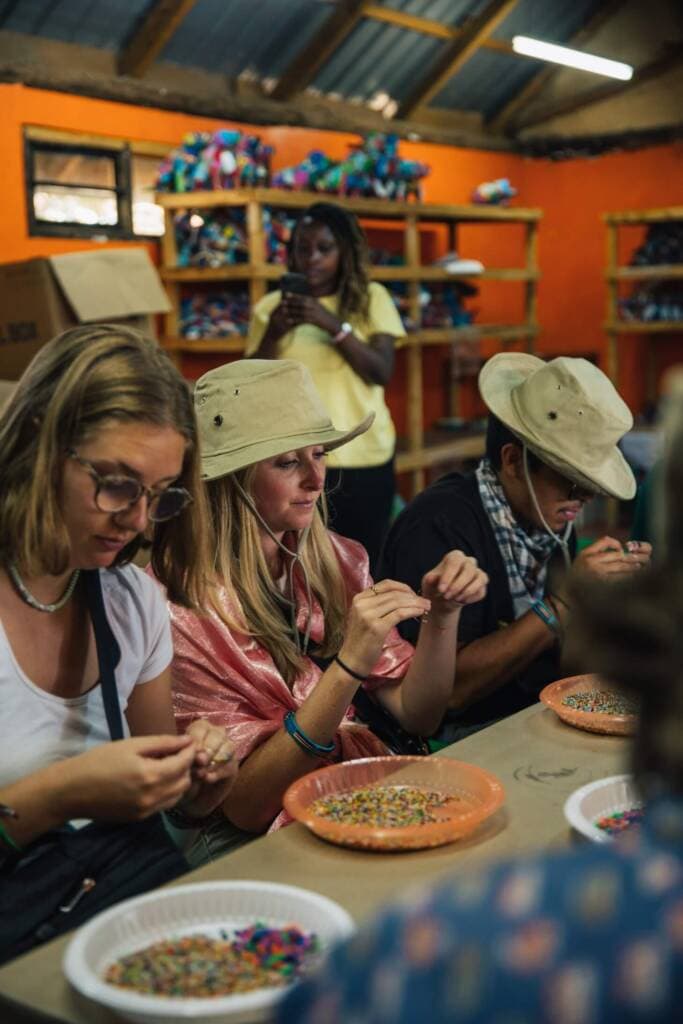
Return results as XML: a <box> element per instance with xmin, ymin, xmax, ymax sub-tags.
<box><xmin>160</xmin><ymin>0</ymin><xmax>330</xmax><ymax>79</ymax></box>
<box><xmin>491</xmin><ymin>0</ymin><xmax>603</xmax><ymax>43</ymax></box>
<box><xmin>380</xmin><ymin>0</ymin><xmax>492</xmax><ymax>28</ymax></box>
<box><xmin>431</xmin><ymin>0</ymin><xmax>605</xmax><ymax>115</ymax></box>
<box><xmin>0</xmin><ymin>0</ymin><xmax>149</xmax><ymax>50</ymax></box>
<box><xmin>312</xmin><ymin>17</ymin><xmax>442</xmax><ymax>103</ymax></box>
<box><xmin>0</xmin><ymin>0</ymin><xmax>634</xmax><ymax>121</ymax></box>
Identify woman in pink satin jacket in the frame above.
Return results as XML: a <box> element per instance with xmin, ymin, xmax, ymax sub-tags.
<box><xmin>164</xmin><ymin>358</ymin><xmax>488</xmax><ymax>864</ymax></box>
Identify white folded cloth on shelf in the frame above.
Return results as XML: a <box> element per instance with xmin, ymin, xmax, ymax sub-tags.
<box><xmin>432</xmin><ymin>251</ymin><xmax>485</xmax><ymax>274</ymax></box>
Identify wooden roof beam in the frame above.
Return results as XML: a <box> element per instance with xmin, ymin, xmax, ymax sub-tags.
<box><xmin>0</xmin><ymin>55</ymin><xmax>514</xmax><ymax>151</ymax></box>
<box><xmin>270</xmin><ymin>0</ymin><xmax>367</xmax><ymax>101</ymax></box>
<box><xmin>487</xmin><ymin>0</ymin><xmax>631</xmax><ymax>132</ymax></box>
<box><xmin>118</xmin><ymin>0</ymin><xmax>200</xmax><ymax>78</ymax></box>
<box><xmin>395</xmin><ymin>0</ymin><xmax>520</xmax><ymax>120</ymax></box>
<box><xmin>364</xmin><ymin>3</ymin><xmax>527</xmax><ymax>57</ymax></box>
<box><xmin>514</xmin><ymin>44</ymin><xmax>683</xmax><ymax>133</ymax></box>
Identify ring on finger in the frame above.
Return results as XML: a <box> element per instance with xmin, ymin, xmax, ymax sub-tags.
<box><xmin>371</xmin><ymin>584</ymin><xmax>379</xmax><ymax>596</ymax></box>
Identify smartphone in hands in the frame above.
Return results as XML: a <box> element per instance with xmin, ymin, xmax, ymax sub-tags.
<box><xmin>280</xmin><ymin>272</ymin><xmax>310</xmax><ymax>295</ymax></box>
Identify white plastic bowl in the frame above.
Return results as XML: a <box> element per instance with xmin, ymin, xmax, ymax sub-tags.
<box><xmin>564</xmin><ymin>774</ymin><xmax>643</xmax><ymax>844</ymax></box>
<box><xmin>63</xmin><ymin>880</ymin><xmax>354</xmax><ymax>1024</ymax></box>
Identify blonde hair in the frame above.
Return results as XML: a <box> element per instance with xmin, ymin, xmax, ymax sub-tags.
<box><xmin>206</xmin><ymin>465</ymin><xmax>348</xmax><ymax>685</ymax></box>
<box><xmin>0</xmin><ymin>323</ymin><xmax>211</xmax><ymax>608</ymax></box>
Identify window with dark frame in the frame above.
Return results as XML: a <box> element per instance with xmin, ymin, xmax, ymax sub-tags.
<box><xmin>24</xmin><ymin>135</ymin><xmax>166</xmax><ymax>240</ymax></box>
<box><xmin>25</xmin><ymin>137</ymin><xmax>133</xmax><ymax>239</ymax></box>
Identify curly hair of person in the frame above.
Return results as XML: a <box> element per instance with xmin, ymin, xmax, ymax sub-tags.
<box><xmin>290</xmin><ymin>202</ymin><xmax>370</xmax><ymax>322</ymax></box>
<box><xmin>565</xmin><ymin>404</ymin><xmax>683</xmax><ymax>796</ymax></box>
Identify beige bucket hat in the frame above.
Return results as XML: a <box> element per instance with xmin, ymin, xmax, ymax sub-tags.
<box><xmin>195</xmin><ymin>359</ymin><xmax>374</xmax><ymax>481</ymax></box>
<box><xmin>479</xmin><ymin>353</ymin><xmax>636</xmax><ymax>500</ymax></box>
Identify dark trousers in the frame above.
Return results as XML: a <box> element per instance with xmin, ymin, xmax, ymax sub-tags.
<box><xmin>325</xmin><ymin>458</ymin><xmax>395</xmax><ymax>577</ymax></box>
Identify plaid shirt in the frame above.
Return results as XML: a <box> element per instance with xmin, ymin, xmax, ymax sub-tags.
<box><xmin>475</xmin><ymin>458</ymin><xmax>559</xmax><ymax>618</ymax></box>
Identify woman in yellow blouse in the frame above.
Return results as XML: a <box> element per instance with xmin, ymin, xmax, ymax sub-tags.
<box><xmin>247</xmin><ymin>202</ymin><xmax>405</xmax><ymax>572</ymax></box>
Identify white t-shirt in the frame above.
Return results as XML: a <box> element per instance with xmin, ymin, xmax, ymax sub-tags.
<box><xmin>0</xmin><ymin>565</ymin><xmax>173</xmax><ymax>788</ymax></box>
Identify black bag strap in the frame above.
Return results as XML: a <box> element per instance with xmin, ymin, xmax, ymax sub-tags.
<box><xmin>83</xmin><ymin>570</ymin><xmax>123</xmax><ymax>741</ymax></box>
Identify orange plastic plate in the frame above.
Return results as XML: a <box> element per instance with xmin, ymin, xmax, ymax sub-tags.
<box><xmin>284</xmin><ymin>755</ymin><xmax>504</xmax><ymax>851</ymax></box>
<box><xmin>540</xmin><ymin>674</ymin><xmax>637</xmax><ymax>736</ymax></box>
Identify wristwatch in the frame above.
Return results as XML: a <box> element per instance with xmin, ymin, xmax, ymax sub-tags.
<box><xmin>331</xmin><ymin>321</ymin><xmax>353</xmax><ymax>345</ymax></box>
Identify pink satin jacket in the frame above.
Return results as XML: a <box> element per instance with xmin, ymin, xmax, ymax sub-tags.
<box><xmin>168</xmin><ymin>533</ymin><xmax>416</xmax><ymax>829</ymax></box>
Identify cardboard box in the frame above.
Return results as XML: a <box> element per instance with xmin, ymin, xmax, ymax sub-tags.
<box><xmin>0</xmin><ymin>248</ymin><xmax>171</xmax><ymax>379</ymax></box>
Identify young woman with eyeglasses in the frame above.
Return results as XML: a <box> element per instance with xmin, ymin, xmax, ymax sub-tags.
<box><xmin>0</xmin><ymin>326</ymin><xmax>236</xmax><ymax>948</ymax></box>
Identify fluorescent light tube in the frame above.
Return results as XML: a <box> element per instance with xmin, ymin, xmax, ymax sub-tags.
<box><xmin>512</xmin><ymin>35</ymin><xmax>633</xmax><ymax>81</ymax></box>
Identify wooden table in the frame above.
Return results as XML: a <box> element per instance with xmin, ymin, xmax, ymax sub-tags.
<box><xmin>0</xmin><ymin>704</ymin><xmax>629</xmax><ymax>1023</ymax></box>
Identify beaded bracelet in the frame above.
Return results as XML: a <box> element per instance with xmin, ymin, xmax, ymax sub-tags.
<box><xmin>0</xmin><ymin>820</ymin><xmax>20</xmax><ymax>853</ymax></box>
<box><xmin>333</xmin><ymin>654</ymin><xmax>366</xmax><ymax>682</ymax></box>
<box><xmin>283</xmin><ymin>711</ymin><xmax>335</xmax><ymax>757</ymax></box>
<box><xmin>530</xmin><ymin>598</ymin><xmax>560</xmax><ymax>635</ymax></box>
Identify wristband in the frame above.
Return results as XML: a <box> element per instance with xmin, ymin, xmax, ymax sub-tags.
<box><xmin>283</xmin><ymin>711</ymin><xmax>335</xmax><ymax>757</ymax></box>
<box><xmin>530</xmin><ymin>598</ymin><xmax>560</xmax><ymax>635</ymax></box>
<box><xmin>331</xmin><ymin>321</ymin><xmax>352</xmax><ymax>345</ymax></box>
<box><xmin>334</xmin><ymin>654</ymin><xmax>366</xmax><ymax>682</ymax></box>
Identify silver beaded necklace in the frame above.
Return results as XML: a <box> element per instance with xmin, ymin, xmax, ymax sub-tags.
<box><xmin>8</xmin><ymin>563</ymin><xmax>81</xmax><ymax>613</ymax></box>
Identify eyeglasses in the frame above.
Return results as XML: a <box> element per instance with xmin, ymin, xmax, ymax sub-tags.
<box><xmin>67</xmin><ymin>449</ymin><xmax>192</xmax><ymax>522</ymax></box>
<box><xmin>566</xmin><ymin>480</ymin><xmax>598</xmax><ymax>501</ymax></box>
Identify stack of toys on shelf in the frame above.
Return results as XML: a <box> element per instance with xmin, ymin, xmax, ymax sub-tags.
<box><xmin>174</xmin><ymin>209</ymin><xmax>248</xmax><ymax>267</ymax></box>
<box><xmin>620</xmin><ymin>283</ymin><xmax>683</xmax><ymax>323</ymax></box>
<box><xmin>180</xmin><ymin>291</ymin><xmax>250</xmax><ymax>340</ymax></box>
<box><xmin>156</xmin><ymin>130</ymin><xmax>272</xmax><ymax>192</ymax></box>
<box><xmin>630</xmin><ymin>222</ymin><xmax>683</xmax><ymax>265</ymax></box>
<box><xmin>272</xmin><ymin>133</ymin><xmax>430</xmax><ymax>200</ymax></box>
<box><xmin>263</xmin><ymin>209</ymin><xmax>298</xmax><ymax>264</ymax></box>
<box><xmin>173</xmin><ymin>207</ymin><xmax>297</xmax><ymax>267</ymax></box>
<box><xmin>471</xmin><ymin>178</ymin><xmax>517</xmax><ymax>205</ymax></box>
<box><xmin>387</xmin><ymin>281</ymin><xmax>478</xmax><ymax>331</ymax></box>
<box><xmin>621</xmin><ymin>222</ymin><xmax>683</xmax><ymax>322</ymax></box>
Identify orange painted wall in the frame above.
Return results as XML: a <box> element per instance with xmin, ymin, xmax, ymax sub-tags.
<box><xmin>1</xmin><ymin>82</ymin><xmax>682</xmax><ymax>423</ymax></box>
<box><xmin>522</xmin><ymin>143</ymin><xmax>683</xmax><ymax>412</ymax></box>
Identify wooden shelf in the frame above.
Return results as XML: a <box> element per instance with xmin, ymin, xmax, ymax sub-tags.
<box><xmin>163</xmin><ymin>323</ymin><xmax>539</xmax><ymax>355</ymax></box>
<box><xmin>161</xmin><ymin>265</ymin><xmax>281</xmax><ymax>282</ymax></box>
<box><xmin>410</xmin><ymin>324</ymin><xmax>539</xmax><ymax>346</ymax></box>
<box><xmin>605</xmin><ymin>321</ymin><xmax>683</xmax><ymax>333</ymax></box>
<box><xmin>156</xmin><ymin>187</ymin><xmax>541</xmax><ymax>223</ymax></box>
<box><xmin>604</xmin><ymin>206</ymin><xmax>683</xmax><ymax>225</ymax></box>
<box><xmin>395</xmin><ymin>432</ymin><xmax>485</xmax><ymax>473</ymax></box>
<box><xmin>607</xmin><ymin>264</ymin><xmax>683</xmax><ymax>281</ymax></box>
<box><xmin>604</xmin><ymin>206</ymin><xmax>683</xmax><ymax>401</ymax></box>
<box><xmin>163</xmin><ymin>336</ymin><xmax>247</xmax><ymax>354</ymax></box>
<box><xmin>161</xmin><ymin>264</ymin><xmax>538</xmax><ymax>283</ymax></box>
<box><xmin>159</xmin><ymin>189</ymin><xmax>541</xmax><ymax>495</ymax></box>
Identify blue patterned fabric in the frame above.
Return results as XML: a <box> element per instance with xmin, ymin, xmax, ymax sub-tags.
<box><xmin>279</xmin><ymin>799</ymin><xmax>683</xmax><ymax>1024</ymax></box>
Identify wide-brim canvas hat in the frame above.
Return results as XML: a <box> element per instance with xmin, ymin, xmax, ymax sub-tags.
<box><xmin>195</xmin><ymin>359</ymin><xmax>374</xmax><ymax>480</ymax></box>
<box><xmin>479</xmin><ymin>353</ymin><xmax>636</xmax><ymax>500</ymax></box>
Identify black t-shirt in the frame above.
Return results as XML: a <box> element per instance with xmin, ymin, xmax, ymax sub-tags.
<box><xmin>378</xmin><ymin>471</ymin><xmax>576</xmax><ymax>730</ymax></box>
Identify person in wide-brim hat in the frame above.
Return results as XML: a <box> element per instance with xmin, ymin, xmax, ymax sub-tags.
<box><xmin>196</xmin><ymin>358</ymin><xmax>375</xmax><ymax>480</ymax></box>
<box><xmin>478</xmin><ymin>352</ymin><xmax>635</xmax><ymax>501</ymax></box>
<box><xmin>162</xmin><ymin>358</ymin><xmax>488</xmax><ymax>866</ymax></box>
<box><xmin>378</xmin><ymin>351</ymin><xmax>652</xmax><ymax>745</ymax></box>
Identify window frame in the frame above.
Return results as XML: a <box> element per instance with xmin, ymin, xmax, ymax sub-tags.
<box><xmin>23</xmin><ymin>127</ymin><xmax>169</xmax><ymax>241</ymax></box>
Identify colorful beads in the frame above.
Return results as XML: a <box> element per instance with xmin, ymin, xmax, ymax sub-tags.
<box><xmin>562</xmin><ymin>690</ymin><xmax>638</xmax><ymax>716</ymax></box>
<box><xmin>104</xmin><ymin>923</ymin><xmax>318</xmax><ymax>997</ymax></box>
<box><xmin>595</xmin><ymin>808</ymin><xmax>644</xmax><ymax>835</ymax></box>
<box><xmin>312</xmin><ymin>785</ymin><xmax>453</xmax><ymax>828</ymax></box>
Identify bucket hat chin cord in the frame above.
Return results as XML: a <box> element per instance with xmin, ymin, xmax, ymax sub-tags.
<box><xmin>233</xmin><ymin>477</ymin><xmax>314</xmax><ymax>654</ymax></box>
<box><xmin>522</xmin><ymin>447</ymin><xmax>572</xmax><ymax>570</ymax></box>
